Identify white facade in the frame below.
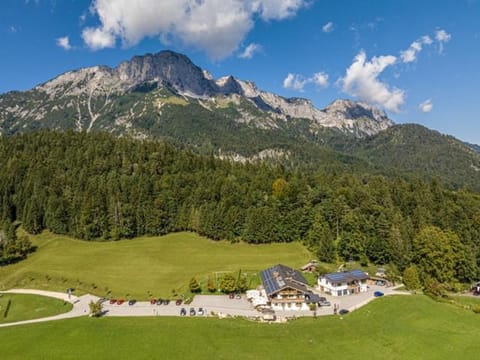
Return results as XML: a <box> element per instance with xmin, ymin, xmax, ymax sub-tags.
<box><xmin>318</xmin><ymin>277</ymin><xmax>368</xmax><ymax>297</ymax></box>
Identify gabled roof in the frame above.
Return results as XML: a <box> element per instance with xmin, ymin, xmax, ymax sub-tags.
<box><xmin>323</xmin><ymin>269</ymin><xmax>368</xmax><ymax>283</ymax></box>
<box><xmin>260</xmin><ymin>264</ymin><xmax>309</xmax><ymax>296</ymax></box>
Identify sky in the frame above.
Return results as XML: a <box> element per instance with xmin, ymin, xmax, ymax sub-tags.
<box><xmin>1</xmin><ymin>0</ymin><xmax>479</xmax><ymax>144</ymax></box>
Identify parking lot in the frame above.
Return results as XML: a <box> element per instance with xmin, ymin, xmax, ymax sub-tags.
<box><xmin>100</xmin><ymin>284</ymin><xmax>407</xmax><ymax>319</ymax></box>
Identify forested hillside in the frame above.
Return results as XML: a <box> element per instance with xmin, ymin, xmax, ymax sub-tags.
<box><xmin>1</xmin><ymin>131</ymin><xmax>479</xmax><ymax>285</ymax></box>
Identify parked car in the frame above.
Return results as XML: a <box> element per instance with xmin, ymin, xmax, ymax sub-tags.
<box><xmin>235</xmin><ymin>294</ymin><xmax>241</xmax><ymax>300</ymax></box>
<box><xmin>339</xmin><ymin>309</ymin><xmax>349</xmax><ymax>315</ymax></box>
<box><xmin>109</xmin><ymin>299</ymin><xmax>117</xmax><ymax>304</ymax></box>
<box><xmin>229</xmin><ymin>293</ymin><xmax>235</xmax><ymax>299</ymax></box>
<box><xmin>163</xmin><ymin>299</ymin><xmax>170</xmax><ymax>305</ymax></box>
<box><xmin>156</xmin><ymin>299</ymin><xmax>164</xmax><ymax>305</ymax></box>
<box><xmin>319</xmin><ymin>301</ymin><xmax>331</xmax><ymax>307</ymax></box>
<box><xmin>128</xmin><ymin>299</ymin><xmax>136</xmax><ymax>306</ymax></box>
<box><xmin>180</xmin><ymin>308</ymin><xmax>187</xmax><ymax>316</ymax></box>
<box><xmin>175</xmin><ymin>299</ymin><xmax>182</xmax><ymax>306</ymax></box>
<box><xmin>374</xmin><ymin>291</ymin><xmax>384</xmax><ymax>297</ymax></box>
<box><xmin>197</xmin><ymin>307</ymin><xmax>205</xmax><ymax>316</ymax></box>
<box><xmin>189</xmin><ymin>307</ymin><xmax>196</xmax><ymax>316</ymax></box>
<box><xmin>116</xmin><ymin>299</ymin><xmax>124</xmax><ymax>305</ymax></box>
<box><xmin>150</xmin><ymin>299</ymin><xmax>157</xmax><ymax>305</ymax></box>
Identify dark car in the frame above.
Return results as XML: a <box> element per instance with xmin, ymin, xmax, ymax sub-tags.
<box><xmin>175</xmin><ymin>299</ymin><xmax>182</xmax><ymax>306</ymax></box>
<box><xmin>163</xmin><ymin>299</ymin><xmax>170</xmax><ymax>305</ymax></box>
<box><xmin>180</xmin><ymin>308</ymin><xmax>187</xmax><ymax>316</ymax></box>
<box><xmin>189</xmin><ymin>307</ymin><xmax>196</xmax><ymax>316</ymax></box>
<box><xmin>374</xmin><ymin>291</ymin><xmax>384</xmax><ymax>297</ymax></box>
<box><xmin>156</xmin><ymin>299</ymin><xmax>164</xmax><ymax>305</ymax></box>
<box><xmin>339</xmin><ymin>309</ymin><xmax>349</xmax><ymax>315</ymax></box>
<box><xmin>198</xmin><ymin>307</ymin><xmax>205</xmax><ymax>316</ymax></box>
<box><xmin>109</xmin><ymin>298</ymin><xmax>117</xmax><ymax>304</ymax></box>
<box><xmin>128</xmin><ymin>299</ymin><xmax>136</xmax><ymax>306</ymax></box>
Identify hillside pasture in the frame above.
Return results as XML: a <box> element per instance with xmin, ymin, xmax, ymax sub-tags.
<box><xmin>0</xmin><ymin>231</ymin><xmax>311</xmax><ymax>299</ymax></box>
<box><xmin>0</xmin><ymin>296</ymin><xmax>479</xmax><ymax>359</ymax></box>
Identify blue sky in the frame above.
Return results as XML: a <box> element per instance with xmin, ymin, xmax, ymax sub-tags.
<box><xmin>1</xmin><ymin>0</ymin><xmax>479</xmax><ymax>144</ymax></box>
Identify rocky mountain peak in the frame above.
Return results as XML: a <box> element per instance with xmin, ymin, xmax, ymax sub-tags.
<box><xmin>325</xmin><ymin>99</ymin><xmax>393</xmax><ymax>126</ymax></box>
<box><xmin>115</xmin><ymin>50</ymin><xmax>217</xmax><ymax>97</ymax></box>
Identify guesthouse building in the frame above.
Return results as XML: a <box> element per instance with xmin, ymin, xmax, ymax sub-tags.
<box><xmin>260</xmin><ymin>264</ymin><xmax>319</xmax><ymax>311</ymax></box>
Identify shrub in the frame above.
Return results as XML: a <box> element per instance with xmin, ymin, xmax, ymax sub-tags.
<box><xmin>472</xmin><ymin>306</ymin><xmax>480</xmax><ymax>314</ymax></box>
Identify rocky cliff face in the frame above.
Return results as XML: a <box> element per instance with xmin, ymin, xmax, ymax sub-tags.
<box><xmin>0</xmin><ymin>50</ymin><xmax>394</xmax><ymax>138</ymax></box>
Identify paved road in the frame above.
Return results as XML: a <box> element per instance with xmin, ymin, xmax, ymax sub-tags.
<box><xmin>0</xmin><ymin>285</ymin><xmax>409</xmax><ymax>326</ymax></box>
<box><xmin>0</xmin><ymin>289</ymin><xmax>100</xmax><ymax>328</ymax></box>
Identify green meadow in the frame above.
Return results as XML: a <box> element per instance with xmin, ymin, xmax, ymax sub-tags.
<box><xmin>0</xmin><ymin>231</ymin><xmax>311</xmax><ymax>299</ymax></box>
<box><xmin>0</xmin><ymin>293</ymin><xmax>72</xmax><ymax>324</ymax></box>
<box><xmin>1</xmin><ymin>295</ymin><xmax>479</xmax><ymax>359</ymax></box>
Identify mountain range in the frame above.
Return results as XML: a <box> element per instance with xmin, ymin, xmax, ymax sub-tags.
<box><xmin>1</xmin><ymin>50</ymin><xmax>479</xmax><ymax>190</ymax></box>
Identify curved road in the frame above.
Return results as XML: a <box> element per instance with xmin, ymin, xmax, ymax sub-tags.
<box><xmin>0</xmin><ymin>285</ymin><xmax>409</xmax><ymax>327</ymax></box>
<box><xmin>0</xmin><ymin>289</ymin><xmax>100</xmax><ymax>328</ymax></box>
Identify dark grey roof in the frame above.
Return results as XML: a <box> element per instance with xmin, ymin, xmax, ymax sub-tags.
<box><xmin>305</xmin><ymin>293</ymin><xmax>322</xmax><ymax>304</ymax></box>
<box><xmin>260</xmin><ymin>264</ymin><xmax>309</xmax><ymax>296</ymax></box>
<box><xmin>323</xmin><ymin>269</ymin><xmax>368</xmax><ymax>283</ymax></box>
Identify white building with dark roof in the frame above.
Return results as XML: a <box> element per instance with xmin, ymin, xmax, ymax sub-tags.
<box><xmin>318</xmin><ymin>269</ymin><xmax>369</xmax><ymax>297</ymax></box>
<box><xmin>260</xmin><ymin>264</ymin><xmax>320</xmax><ymax>311</ymax></box>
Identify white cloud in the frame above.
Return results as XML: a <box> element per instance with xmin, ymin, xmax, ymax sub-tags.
<box><xmin>9</xmin><ymin>26</ymin><xmax>17</xmax><ymax>33</ymax></box>
<box><xmin>338</xmin><ymin>50</ymin><xmax>404</xmax><ymax>113</ymax></box>
<box><xmin>239</xmin><ymin>43</ymin><xmax>262</xmax><ymax>59</ymax></box>
<box><xmin>82</xmin><ymin>0</ymin><xmax>308</xmax><ymax>59</ymax></box>
<box><xmin>419</xmin><ymin>99</ymin><xmax>433</xmax><ymax>113</ymax></box>
<box><xmin>312</xmin><ymin>72</ymin><xmax>329</xmax><ymax>88</ymax></box>
<box><xmin>435</xmin><ymin>29</ymin><xmax>451</xmax><ymax>43</ymax></box>
<box><xmin>322</xmin><ymin>21</ymin><xmax>334</xmax><ymax>33</ymax></box>
<box><xmin>435</xmin><ymin>29</ymin><xmax>451</xmax><ymax>54</ymax></box>
<box><xmin>283</xmin><ymin>73</ymin><xmax>308</xmax><ymax>91</ymax></box>
<box><xmin>82</xmin><ymin>27</ymin><xmax>116</xmax><ymax>50</ymax></box>
<box><xmin>283</xmin><ymin>71</ymin><xmax>329</xmax><ymax>91</ymax></box>
<box><xmin>56</xmin><ymin>36</ymin><xmax>72</xmax><ymax>50</ymax></box>
<box><xmin>400</xmin><ymin>36</ymin><xmax>433</xmax><ymax>63</ymax></box>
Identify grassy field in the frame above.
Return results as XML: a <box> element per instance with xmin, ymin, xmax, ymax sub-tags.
<box><xmin>0</xmin><ymin>295</ymin><xmax>479</xmax><ymax>359</ymax></box>
<box><xmin>0</xmin><ymin>294</ymin><xmax>72</xmax><ymax>324</ymax></box>
<box><xmin>0</xmin><ymin>231</ymin><xmax>311</xmax><ymax>299</ymax></box>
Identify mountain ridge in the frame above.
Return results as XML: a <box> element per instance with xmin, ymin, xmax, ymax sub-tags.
<box><xmin>0</xmin><ymin>50</ymin><xmax>393</xmax><ymax>138</ymax></box>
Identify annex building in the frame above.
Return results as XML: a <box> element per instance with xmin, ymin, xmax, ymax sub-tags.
<box><xmin>317</xmin><ymin>269</ymin><xmax>369</xmax><ymax>297</ymax></box>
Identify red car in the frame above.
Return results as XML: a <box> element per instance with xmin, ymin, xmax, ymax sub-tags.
<box><xmin>150</xmin><ymin>299</ymin><xmax>157</xmax><ymax>305</ymax></box>
<box><xmin>116</xmin><ymin>299</ymin><xmax>124</xmax><ymax>305</ymax></box>
<box><xmin>175</xmin><ymin>299</ymin><xmax>182</xmax><ymax>306</ymax></box>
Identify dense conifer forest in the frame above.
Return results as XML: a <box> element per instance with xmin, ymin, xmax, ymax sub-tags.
<box><xmin>1</xmin><ymin>131</ymin><xmax>479</xmax><ymax>286</ymax></box>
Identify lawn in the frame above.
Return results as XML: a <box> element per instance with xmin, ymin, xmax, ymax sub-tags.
<box><xmin>0</xmin><ymin>293</ymin><xmax>72</xmax><ymax>324</ymax></box>
<box><xmin>0</xmin><ymin>231</ymin><xmax>311</xmax><ymax>299</ymax></box>
<box><xmin>0</xmin><ymin>295</ymin><xmax>479</xmax><ymax>359</ymax></box>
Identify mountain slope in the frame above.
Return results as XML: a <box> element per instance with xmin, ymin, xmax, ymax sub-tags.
<box><xmin>1</xmin><ymin>50</ymin><xmax>479</xmax><ymax>191</ymax></box>
<box><xmin>0</xmin><ymin>50</ymin><xmax>392</xmax><ymax>140</ymax></box>
<box><xmin>336</xmin><ymin>124</ymin><xmax>480</xmax><ymax>189</ymax></box>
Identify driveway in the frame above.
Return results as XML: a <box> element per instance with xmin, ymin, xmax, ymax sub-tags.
<box><xmin>0</xmin><ymin>289</ymin><xmax>100</xmax><ymax>328</ymax></box>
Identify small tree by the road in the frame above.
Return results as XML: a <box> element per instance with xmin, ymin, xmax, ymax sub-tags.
<box><xmin>403</xmin><ymin>265</ymin><xmax>421</xmax><ymax>291</ymax></box>
<box><xmin>236</xmin><ymin>277</ymin><xmax>248</xmax><ymax>293</ymax></box>
<box><xmin>207</xmin><ymin>277</ymin><xmax>216</xmax><ymax>293</ymax></box>
<box><xmin>189</xmin><ymin>277</ymin><xmax>201</xmax><ymax>293</ymax></box>
<box><xmin>219</xmin><ymin>274</ymin><xmax>236</xmax><ymax>293</ymax></box>
<box><xmin>89</xmin><ymin>300</ymin><xmax>103</xmax><ymax>317</ymax></box>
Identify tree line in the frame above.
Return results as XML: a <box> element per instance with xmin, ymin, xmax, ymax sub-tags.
<box><xmin>0</xmin><ymin>131</ymin><xmax>479</xmax><ymax>287</ymax></box>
